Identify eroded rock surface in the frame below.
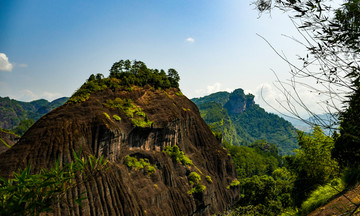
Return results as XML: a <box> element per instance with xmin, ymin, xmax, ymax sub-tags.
<box><xmin>0</xmin><ymin>87</ymin><xmax>239</xmax><ymax>215</ymax></box>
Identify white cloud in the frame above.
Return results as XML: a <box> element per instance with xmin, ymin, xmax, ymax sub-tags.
<box><xmin>19</xmin><ymin>89</ymin><xmax>38</xmax><ymax>101</ymax></box>
<box><xmin>254</xmin><ymin>82</ymin><xmax>340</xmax><ymax>117</ymax></box>
<box><xmin>0</xmin><ymin>53</ymin><xmax>13</xmax><ymax>72</ymax></box>
<box><xmin>186</xmin><ymin>37</ymin><xmax>195</xmax><ymax>43</ymax></box>
<box><xmin>13</xmin><ymin>89</ymin><xmax>64</xmax><ymax>102</ymax></box>
<box><xmin>42</xmin><ymin>92</ymin><xmax>63</xmax><ymax>101</ymax></box>
<box><xmin>194</xmin><ymin>82</ymin><xmax>232</xmax><ymax>97</ymax></box>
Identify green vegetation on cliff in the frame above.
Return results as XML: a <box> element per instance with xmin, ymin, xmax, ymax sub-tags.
<box><xmin>68</xmin><ymin>60</ymin><xmax>181</xmax><ymax>104</ymax></box>
<box><xmin>0</xmin><ymin>151</ymin><xmax>108</xmax><ymax>215</ymax></box>
<box><xmin>163</xmin><ymin>145</ymin><xmax>193</xmax><ymax>166</ymax></box>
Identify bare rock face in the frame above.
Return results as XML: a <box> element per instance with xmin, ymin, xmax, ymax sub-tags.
<box><xmin>224</xmin><ymin>89</ymin><xmax>255</xmax><ymax>115</ymax></box>
<box><xmin>0</xmin><ymin>87</ymin><xmax>239</xmax><ymax>216</ymax></box>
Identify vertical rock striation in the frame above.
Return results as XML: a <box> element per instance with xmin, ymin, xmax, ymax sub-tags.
<box><xmin>0</xmin><ymin>87</ymin><xmax>239</xmax><ymax>215</ymax></box>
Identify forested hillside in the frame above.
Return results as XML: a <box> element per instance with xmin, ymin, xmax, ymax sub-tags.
<box><xmin>0</xmin><ymin>97</ymin><xmax>68</xmax><ymax>135</ymax></box>
<box><xmin>192</xmin><ymin>88</ymin><xmax>298</xmax><ymax>155</ymax></box>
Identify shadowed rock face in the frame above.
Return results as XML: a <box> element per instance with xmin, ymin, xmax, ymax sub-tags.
<box><xmin>224</xmin><ymin>89</ymin><xmax>255</xmax><ymax>115</ymax></box>
<box><xmin>0</xmin><ymin>87</ymin><xmax>239</xmax><ymax>216</ymax></box>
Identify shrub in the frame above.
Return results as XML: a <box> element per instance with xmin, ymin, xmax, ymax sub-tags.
<box><xmin>227</xmin><ymin>179</ymin><xmax>240</xmax><ymax>189</ymax></box>
<box><xmin>175</xmin><ymin>91</ymin><xmax>184</xmax><ymax>96</ymax></box>
<box><xmin>103</xmin><ymin>112</ymin><xmax>110</xmax><ymax>119</ymax></box>
<box><xmin>113</xmin><ymin>115</ymin><xmax>121</xmax><ymax>121</ymax></box>
<box><xmin>187</xmin><ymin>183</ymin><xmax>206</xmax><ymax>195</ymax></box>
<box><xmin>163</xmin><ymin>145</ymin><xmax>193</xmax><ymax>166</ymax></box>
<box><xmin>131</xmin><ymin>118</ymin><xmax>153</xmax><ymax>127</ymax></box>
<box><xmin>124</xmin><ymin>155</ymin><xmax>155</xmax><ymax>175</ymax></box>
<box><xmin>187</xmin><ymin>172</ymin><xmax>206</xmax><ymax>195</ymax></box>
<box><xmin>104</xmin><ymin>98</ymin><xmax>153</xmax><ymax>127</ymax></box>
<box><xmin>188</xmin><ymin>172</ymin><xmax>201</xmax><ymax>185</ymax></box>
<box><xmin>205</xmin><ymin>175</ymin><xmax>213</xmax><ymax>183</ymax></box>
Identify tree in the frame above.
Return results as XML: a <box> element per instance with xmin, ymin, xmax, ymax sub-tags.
<box><xmin>87</xmin><ymin>74</ymin><xmax>95</xmax><ymax>82</ymax></box>
<box><xmin>333</xmin><ymin>87</ymin><xmax>360</xmax><ymax>168</ymax></box>
<box><xmin>167</xmin><ymin>68</ymin><xmax>180</xmax><ymax>88</ymax></box>
<box><xmin>12</xmin><ymin>119</ymin><xmax>35</xmax><ymax>136</ymax></box>
<box><xmin>286</xmin><ymin>126</ymin><xmax>339</xmax><ymax>206</ymax></box>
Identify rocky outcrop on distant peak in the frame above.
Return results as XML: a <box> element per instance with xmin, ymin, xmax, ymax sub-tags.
<box><xmin>0</xmin><ymin>86</ymin><xmax>239</xmax><ymax>216</ymax></box>
<box><xmin>224</xmin><ymin>89</ymin><xmax>255</xmax><ymax>115</ymax></box>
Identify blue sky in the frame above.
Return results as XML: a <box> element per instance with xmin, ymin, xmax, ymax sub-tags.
<box><xmin>0</xmin><ymin>0</ymin><xmax>320</xmax><ymax>114</ymax></box>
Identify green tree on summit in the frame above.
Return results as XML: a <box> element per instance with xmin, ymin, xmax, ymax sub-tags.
<box><xmin>167</xmin><ymin>68</ymin><xmax>180</xmax><ymax>88</ymax></box>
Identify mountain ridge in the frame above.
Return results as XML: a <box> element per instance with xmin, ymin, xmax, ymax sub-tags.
<box><xmin>0</xmin><ymin>96</ymin><xmax>68</xmax><ymax>130</ymax></box>
<box><xmin>192</xmin><ymin>89</ymin><xmax>298</xmax><ymax>155</ymax></box>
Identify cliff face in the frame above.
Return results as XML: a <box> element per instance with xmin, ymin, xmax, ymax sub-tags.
<box><xmin>0</xmin><ymin>86</ymin><xmax>239</xmax><ymax>216</ymax></box>
<box><xmin>224</xmin><ymin>89</ymin><xmax>254</xmax><ymax>115</ymax></box>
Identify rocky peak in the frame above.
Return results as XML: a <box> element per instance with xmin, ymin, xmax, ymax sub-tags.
<box><xmin>0</xmin><ymin>86</ymin><xmax>239</xmax><ymax>216</ymax></box>
<box><xmin>224</xmin><ymin>88</ymin><xmax>255</xmax><ymax>115</ymax></box>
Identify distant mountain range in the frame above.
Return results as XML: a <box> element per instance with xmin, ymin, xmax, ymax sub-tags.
<box><xmin>279</xmin><ymin>113</ymin><xmax>339</xmax><ymax>135</ymax></box>
<box><xmin>0</xmin><ymin>96</ymin><xmax>69</xmax><ymax>130</ymax></box>
<box><xmin>191</xmin><ymin>89</ymin><xmax>298</xmax><ymax>155</ymax></box>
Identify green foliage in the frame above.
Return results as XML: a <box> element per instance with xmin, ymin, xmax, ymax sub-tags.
<box><xmin>104</xmin><ymin>98</ymin><xmax>153</xmax><ymax>127</ymax></box>
<box><xmin>109</xmin><ymin>60</ymin><xmax>180</xmax><ymax>89</ymax></box>
<box><xmin>131</xmin><ymin>118</ymin><xmax>153</xmax><ymax>127</ymax></box>
<box><xmin>124</xmin><ymin>155</ymin><xmax>155</xmax><ymax>175</ymax></box>
<box><xmin>188</xmin><ymin>172</ymin><xmax>201</xmax><ymax>185</ymax></box>
<box><xmin>197</xmin><ymin>101</ymin><xmax>239</xmax><ymax>146</ymax></box>
<box><xmin>191</xmin><ymin>88</ymin><xmax>299</xmax><ymax>155</ymax></box>
<box><xmin>187</xmin><ymin>172</ymin><xmax>206</xmax><ymax>195</ymax></box>
<box><xmin>187</xmin><ymin>183</ymin><xmax>206</xmax><ymax>195</ymax></box>
<box><xmin>342</xmin><ymin>164</ymin><xmax>360</xmax><ymax>186</ymax></box>
<box><xmin>0</xmin><ymin>150</ymin><xmax>107</xmax><ymax>216</ymax></box>
<box><xmin>286</xmin><ymin>126</ymin><xmax>340</xmax><ymax>206</ymax></box>
<box><xmin>175</xmin><ymin>91</ymin><xmax>183</xmax><ymax>96</ymax></box>
<box><xmin>333</xmin><ymin>87</ymin><xmax>360</xmax><ymax>169</ymax></box>
<box><xmin>237</xmin><ymin>174</ymin><xmax>293</xmax><ymax>216</ymax></box>
<box><xmin>223</xmin><ymin>141</ymin><xmax>294</xmax><ymax>215</ymax></box>
<box><xmin>68</xmin><ymin>77</ymin><xmax>111</xmax><ymax>103</ymax></box>
<box><xmin>231</xmin><ymin>104</ymin><xmax>298</xmax><ymax>155</ymax></box>
<box><xmin>0</xmin><ymin>96</ymin><xmax>68</xmax><ymax>131</ymax></box>
<box><xmin>205</xmin><ymin>175</ymin><xmax>213</xmax><ymax>183</ymax></box>
<box><xmin>225</xmin><ymin>142</ymin><xmax>280</xmax><ymax>178</ymax></box>
<box><xmin>113</xmin><ymin>114</ymin><xmax>121</xmax><ymax>121</ymax></box>
<box><xmin>103</xmin><ymin>112</ymin><xmax>110</xmax><ymax>119</ymax></box>
<box><xmin>0</xmin><ymin>138</ymin><xmax>11</xmax><ymax>148</ymax></box>
<box><xmin>163</xmin><ymin>145</ymin><xmax>193</xmax><ymax>166</ymax></box>
<box><xmin>300</xmin><ymin>178</ymin><xmax>345</xmax><ymax>215</ymax></box>
<box><xmin>191</xmin><ymin>91</ymin><xmax>230</xmax><ymax>106</ymax></box>
<box><xmin>11</xmin><ymin>119</ymin><xmax>35</xmax><ymax>136</ymax></box>
<box><xmin>227</xmin><ymin>179</ymin><xmax>240</xmax><ymax>189</ymax></box>
<box><xmin>68</xmin><ymin>60</ymin><xmax>180</xmax><ymax>103</ymax></box>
